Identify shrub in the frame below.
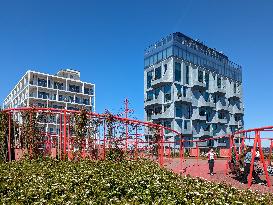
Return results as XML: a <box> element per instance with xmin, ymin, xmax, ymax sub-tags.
<box><xmin>0</xmin><ymin>159</ymin><xmax>272</xmax><ymax>204</ymax></box>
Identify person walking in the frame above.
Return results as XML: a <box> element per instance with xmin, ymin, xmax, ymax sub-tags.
<box><xmin>242</xmin><ymin>147</ymin><xmax>262</xmax><ymax>184</ymax></box>
<box><xmin>207</xmin><ymin>148</ymin><xmax>216</xmax><ymax>175</ymax></box>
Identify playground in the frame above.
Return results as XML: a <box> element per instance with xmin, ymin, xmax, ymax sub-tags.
<box><xmin>0</xmin><ymin>106</ymin><xmax>273</xmax><ymax>196</ymax></box>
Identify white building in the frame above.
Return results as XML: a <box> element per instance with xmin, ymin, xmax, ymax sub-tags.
<box><xmin>3</xmin><ymin>69</ymin><xmax>95</xmax><ymax>134</ymax></box>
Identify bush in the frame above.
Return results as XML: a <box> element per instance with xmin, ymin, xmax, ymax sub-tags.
<box><xmin>0</xmin><ymin>159</ymin><xmax>272</xmax><ymax>204</ymax></box>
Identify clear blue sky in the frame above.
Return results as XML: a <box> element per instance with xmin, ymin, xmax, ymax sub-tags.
<box><xmin>0</xmin><ymin>1</ymin><xmax>273</xmax><ymax>136</ymax></box>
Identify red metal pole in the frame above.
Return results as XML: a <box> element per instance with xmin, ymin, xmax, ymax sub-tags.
<box><xmin>134</xmin><ymin>126</ymin><xmax>138</xmax><ymax>160</ymax></box>
<box><xmin>8</xmin><ymin>112</ymin><xmax>11</xmax><ymax>162</ymax></box>
<box><xmin>63</xmin><ymin>110</ymin><xmax>67</xmax><ymax>158</ymax></box>
<box><xmin>196</xmin><ymin>142</ymin><xmax>199</xmax><ymax>164</ymax></box>
<box><xmin>248</xmin><ymin>131</ymin><xmax>258</xmax><ymax>188</ymax></box>
<box><xmin>103</xmin><ymin>120</ymin><xmax>106</xmax><ymax>160</ymax></box>
<box><xmin>59</xmin><ymin>113</ymin><xmax>62</xmax><ymax>159</ymax></box>
<box><xmin>68</xmin><ymin>115</ymin><xmax>70</xmax><ymax>158</ymax></box>
<box><xmin>125</xmin><ymin>98</ymin><xmax>128</xmax><ymax>153</ymax></box>
<box><xmin>257</xmin><ymin>132</ymin><xmax>271</xmax><ymax>187</ymax></box>
<box><xmin>268</xmin><ymin>140</ymin><xmax>273</xmax><ymax>165</ymax></box>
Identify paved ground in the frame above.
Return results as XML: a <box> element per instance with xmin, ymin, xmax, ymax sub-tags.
<box><xmin>162</xmin><ymin>157</ymin><xmax>273</xmax><ymax>194</ymax></box>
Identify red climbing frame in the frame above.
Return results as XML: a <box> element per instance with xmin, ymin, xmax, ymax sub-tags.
<box><xmin>3</xmin><ymin>107</ymin><xmax>273</xmax><ymax>188</ymax></box>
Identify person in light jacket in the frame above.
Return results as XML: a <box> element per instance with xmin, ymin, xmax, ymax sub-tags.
<box><xmin>207</xmin><ymin>148</ymin><xmax>216</xmax><ymax>175</ymax></box>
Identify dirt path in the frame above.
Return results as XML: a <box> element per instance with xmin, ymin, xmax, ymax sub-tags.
<box><xmin>163</xmin><ymin>158</ymin><xmax>273</xmax><ymax>194</ymax></box>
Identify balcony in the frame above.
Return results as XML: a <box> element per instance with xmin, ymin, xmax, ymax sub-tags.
<box><xmin>228</xmin><ymin>92</ymin><xmax>241</xmax><ymax>99</ymax></box>
<box><xmin>218</xmin><ymin>118</ymin><xmax>228</xmax><ymax>124</ymax></box>
<box><xmin>233</xmin><ymin>106</ymin><xmax>244</xmax><ymax>114</ymax></box>
<box><xmin>197</xmin><ymin>141</ymin><xmax>208</xmax><ymax>147</ymax></box>
<box><xmin>191</xmin><ymin>80</ymin><xmax>206</xmax><ymax>90</ymax></box>
<box><xmin>216</xmin><ymin>102</ymin><xmax>229</xmax><ymax>111</ymax></box>
<box><xmin>212</xmin><ymin>86</ymin><xmax>226</xmax><ymax>94</ymax></box>
<box><xmin>182</xmin><ymin>128</ymin><xmax>192</xmax><ymax>135</ymax></box>
<box><xmin>174</xmin><ymin>93</ymin><xmax>191</xmax><ymax>104</ymax></box>
<box><xmin>198</xmin><ymin>99</ymin><xmax>215</xmax><ymax>108</ymax></box>
<box><xmin>151</xmin><ymin>74</ymin><xmax>172</xmax><ymax>87</ymax></box>
<box><xmin>144</xmin><ymin>95</ymin><xmax>163</xmax><ymax>107</ymax></box>
<box><xmin>192</xmin><ymin>113</ymin><xmax>206</xmax><ymax>121</ymax></box>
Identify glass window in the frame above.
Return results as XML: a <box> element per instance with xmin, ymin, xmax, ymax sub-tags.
<box><xmin>179</xmin><ymin>48</ymin><xmax>183</xmax><ymax>58</ymax></box>
<box><xmin>183</xmin><ymin>86</ymin><xmax>187</xmax><ymax>97</ymax></box>
<box><xmin>176</xmin><ymin>106</ymin><xmax>182</xmax><ymax>118</ymax></box>
<box><xmin>147</xmin><ymin>91</ymin><xmax>153</xmax><ymax>101</ymax></box>
<box><xmin>150</xmin><ymin>55</ymin><xmax>154</xmax><ymax>65</ymax></box>
<box><xmin>174</xmin><ymin>46</ymin><xmax>179</xmax><ymax>56</ymax></box>
<box><xmin>205</xmin><ymin>73</ymin><xmax>209</xmax><ymax>88</ymax></box>
<box><xmin>153</xmin><ymin>53</ymin><xmax>158</xmax><ymax>63</ymax></box>
<box><xmin>155</xmin><ymin>66</ymin><xmax>161</xmax><ymax>80</ymax></box>
<box><xmin>154</xmin><ymin>106</ymin><xmax>162</xmax><ymax>114</ymax></box>
<box><xmin>174</xmin><ymin>62</ymin><xmax>181</xmax><ymax>82</ymax></box>
<box><xmin>164</xmin><ymin>85</ymin><xmax>171</xmax><ymax>102</ymax></box>
<box><xmin>144</xmin><ymin>58</ymin><xmax>149</xmax><ymax>67</ymax></box>
<box><xmin>155</xmin><ymin>87</ymin><xmax>160</xmax><ymax>99</ymax></box>
<box><xmin>194</xmin><ymin>55</ymin><xmax>197</xmax><ymax>64</ymax></box>
<box><xmin>147</xmin><ymin>71</ymin><xmax>153</xmax><ymax>89</ymax></box>
<box><xmin>198</xmin><ymin>70</ymin><xmax>203</xmax><ymax>83</ymax></box>
<box><xmin>158</xmin><ymin>51</ymin><xmax>163</xmax><ymax>61</ymax></box>
<box><xmin>166</xmin><ymin>47</ymin><xmax>172</xmax><ymax>57</ymax></box>
<box><xmin>164</xmin><ymin>64</ymin><xmax>168</xmax><ymax>74</ymax></box>
<box><xmin>217</xmin><ymin>77</ymin><xmax>222</xmax><ymax>88</ymax></box>
<box><xmin>162</xmin><ymin>49</ymin><xmax>167</xmax><ymax>59</ymax></box>
<box><xmin>185</xmin><ymin>65</ymin><xmax>189</xmax><ymax>84</ymax></box>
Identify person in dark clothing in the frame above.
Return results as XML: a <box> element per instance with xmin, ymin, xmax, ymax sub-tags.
<box><xmin>242</xmin><ymin>147</ymin><xmax>263</xmax><ymax>184</ymax></box>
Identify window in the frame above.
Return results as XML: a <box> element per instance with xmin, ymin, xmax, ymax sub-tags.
<box><xmin>83</xmin><ymin>99</ymin><xmax>90</xmax><ymax>105</ymax></box>
<box><xmin>184</xmin><ymin>120</ymin><xmax>190</xmax><ymax>130</ymax></box>
<box><xmin>174</xmin><ymin>46</ymin><xmax>179</xmax><ymax>56</ymax></box>
<box><xmin>75</xmin><ymin>97</ymin><xmax>80</xmax><ymax>103</ymax></box>
<box><xmin>69</xmin><ymin>96</ymin><xmax>74</xmax><ymax>103</ymax></box>
<box><xmin>217</xmin><ymin>77</ymin><xmax>221</xmax><ymax>88</ymax></box>
<box><xmin>54</xmin><ymin>82</ymin><xmax>64</xmax><ymax>90</ymax></box>
<box><xmin>166</xmin><ymin>47</ymin><xmax>172</xmax><ymax>57</ymax></box>
<box><xmin>164</xmin><ymin>104</ymin><xmax>170</xmax><ymax>112</ymax></box>
<box><xmin>202</xmin><ymin>92</ymin><xmax>208</xmax><ymax>102</ymax></box>
<box><xmin>205</xmin><ymin>73</ymin><xmax>209</xmax><ymax>88</ymax></box>
<box><xmin>174</xmin><ymin>62</ymin><xmax>181</xmax><ymax>82</ymax></box>
<box><xmin>146</xmin><ymin>109</ymin><xmax>153</xmax><ymax>121</ymax></box>
<box><xmin>176</xmin><ymin>106</ymin><xmax>182</xmax><ymax>118</ymax></box>
<box><xmin>38</xmin><ymin>78</ymin><xmax>47</xmax><ymax>87</ymax></box>
<box><xmin>164</xmin><ymin>85</ymin><xmax>171</xmax><ymax>102</ymax></box>
<box><xmin>198</xmin><ymin>70</ymin><xmax>203</xmax><ymax>83</ymax></box>
<box><xmin>147</xmin><ymin>71</ymin><xmax>153</xmax><ymax>89</ymax></box>
<box><xmin>162</xmin><ymin>49</ymin><xmax>167</xmax><ymax>59</ymax></box>
<box><xmin>155</xmin><ymin>87</ymin><xmax>160</xmax><ymax>99</ymax></box>
<box><xmin>147</xmin><ymin>91</ymin><xmax>153</xmax><ymax>101</ymax></box>
<box><xmin>158</xmin><ymin>51</ymin><xmax>163</xmax><ymax>61</ymax></box>
<box><xmin>164</xmin><ymin>64</ymin><xmax>168</xmax><ymax>74</ymax></box>
<box><xmin>182</xmin><ymin>86</ymin><xmax>187</xmax><ymax>97</ymax></box>
<box><xmin>69</xmin><ymin>85</ymin><xmax>80</xmax><ymax>93</ymax></box>
<box><xmin>38</xmin><ymin>92</ymin><xmax>49</xmax><ymax>99</ymax></box>
<box><xmin>59</xmin><ymin>95</ymin><xmax>63</xmax><ymax>101</ymax></box>
<box><xmin>185</xmin><ymin>65</ymin><xmax>189</xmax><ymax>84</ymax></box>
<box><xmin>234</xmin><ymin>82</ymin><xmax>236</xmax><ymax>93</ymax></box>
<box><xmin>155</xmin><ymin>66</ymin><xmax>161</xmax><ymax>80</ymax></box>
<box><xmin>154</xmin><ymin>106</ymin><xmax>162</xmax><ymax>114</ymax></box>
<box><xmin>164</xmin><ymin>120</ymin><xmax>171</xmax><ymax>134</ymax></box>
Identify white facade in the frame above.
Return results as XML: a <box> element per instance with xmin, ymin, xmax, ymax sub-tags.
<box><xmin>3</xmin><ymin>69</ymin><xmax>95</xmax><ymax>135</ymax></box>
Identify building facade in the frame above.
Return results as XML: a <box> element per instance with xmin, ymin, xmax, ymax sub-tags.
<box><xmin>144</xmin><ymin>32</ymin><xmax>244</xmax><ymax>148</ymax></box>
<box><xmin>3</xmin><ymin>69</ymin><xmax>95</xmax><ymax>134</ymax></box>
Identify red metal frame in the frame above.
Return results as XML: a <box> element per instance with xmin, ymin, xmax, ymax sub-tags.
<box><xmin>2</xmin><ymin>107</ymin><xmax>273</xmax><ymax>188</ymax></box>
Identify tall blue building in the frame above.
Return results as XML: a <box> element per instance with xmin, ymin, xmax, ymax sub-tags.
<box><xmin>144</xmin><ymin>32</ymin><xmax>243</xmax><ymax>148</ymax></box>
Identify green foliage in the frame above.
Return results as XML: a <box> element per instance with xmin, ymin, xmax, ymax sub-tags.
<box><xmin>0</xmin><ymin>109</ymin><xmax>8</xmax><ymax>162</ymax></box>
<box><xmin>0</xmin><ymin>159</ymin><xmax>272</xmax><ymax>204</ymax></box>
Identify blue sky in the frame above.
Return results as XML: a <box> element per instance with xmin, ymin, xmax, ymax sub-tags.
<box><xmin>0</xmin><ymin>1</ymin><xmax>273</xmax><ymax>142</ymax></box>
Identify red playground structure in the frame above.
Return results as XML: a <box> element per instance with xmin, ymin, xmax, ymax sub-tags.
<box><xmin>2</xmin><ymin>106</ymin><xmax>273</xmax><ymax>189</ymax></box>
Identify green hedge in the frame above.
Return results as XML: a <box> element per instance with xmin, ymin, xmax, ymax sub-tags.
<box><xmin>0</xmin><ymin>159</ymin><xmax>272</xmax><ymax>204</ymax></box>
